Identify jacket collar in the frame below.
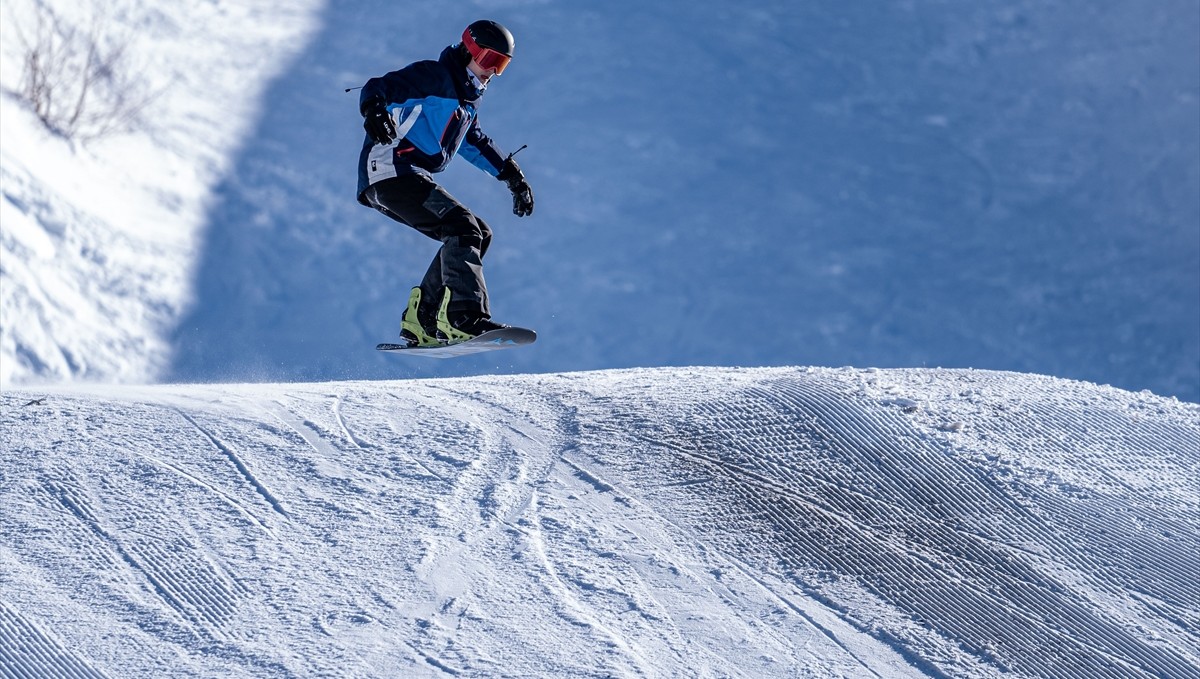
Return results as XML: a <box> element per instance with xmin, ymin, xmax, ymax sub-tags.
<box><xmin>439</xmin><ymin>45</ymin><xmax>484</xmax><ymax>103</ymax></box>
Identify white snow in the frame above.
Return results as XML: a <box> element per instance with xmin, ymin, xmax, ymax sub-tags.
<box><xmin>1</xmin><ymin>2</ymin><xmax>1198</xmax><ymax>676</ymax></box>
<box><xmin>1</xmin><ymin>0</ymin><xmax>1197</xmax><ymax>397</ymax></box>
<box><xmin>0</xmin><ymin>0</ymin><xmax>321</xmax><ymax>385</ymax></box>
<box><xmin>3</xmin><ymin>367</ymin><xmax>1198</xmax><ymax>677</ymax></box>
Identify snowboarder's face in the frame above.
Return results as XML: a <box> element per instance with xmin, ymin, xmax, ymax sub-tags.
<box><xmin>467</xmin><ymin>58</ymin><xmax>499</xmax><ymax>85</ymax></box>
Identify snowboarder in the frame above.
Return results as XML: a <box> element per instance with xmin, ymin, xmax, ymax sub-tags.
<box><xmin>356</xmin><ymin>19</ymin><xmax>535</xmax><ymax>348</ymax></box>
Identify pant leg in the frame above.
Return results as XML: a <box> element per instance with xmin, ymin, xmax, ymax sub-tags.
<box><xmin>362</xmin><ymin>174</ymin><xmax>493</xmax><ymax>321</ymax></box>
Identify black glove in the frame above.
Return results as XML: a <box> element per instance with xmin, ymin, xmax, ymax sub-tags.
<box><xmin>497</xmin><ymin>156</ymin><xmax>534</xmax><ymax>217</ymax></box>
<box><xmin>362</xmin><ymin>97</ymin><xmax>396</xmax><ymax>146</ymax></box>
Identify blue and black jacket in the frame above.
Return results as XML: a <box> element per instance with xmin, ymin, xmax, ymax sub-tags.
<box><xmin>356</xmin><ymin>45</ymin><xmax>509</xmax><ymax>204</ymax></box>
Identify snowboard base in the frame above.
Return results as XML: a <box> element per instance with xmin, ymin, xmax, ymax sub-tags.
<box><xmin>377</xmin><ymin>326</ymin><xmax>536</xmax><ymax>359</ymax></box>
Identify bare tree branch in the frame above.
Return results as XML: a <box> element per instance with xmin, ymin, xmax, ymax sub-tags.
<box><xmin>14</xmin><ymin>3</ymin><xmax>156</xmax><ymax>143</ymax></box>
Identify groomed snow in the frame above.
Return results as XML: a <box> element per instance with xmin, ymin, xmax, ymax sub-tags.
<box><xmin>3</xmin><ymin>367</ymin><xmax>1197</xmax><ymax>677</ymax></box>
<box><xmin>1</xmin><ymin>2</ymin><xmax>1197</xmax><ymax>675</ymax></box>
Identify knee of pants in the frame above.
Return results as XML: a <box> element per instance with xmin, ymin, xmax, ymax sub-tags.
<box><xmin>442</xmin><ymin>209</ymin><xmax>491</xmax><ymax>251</ymax></box>
<box><xmin>479</xmin><ymin>221</ymin><xmax>492</xmax><ymax>256</ymax></box>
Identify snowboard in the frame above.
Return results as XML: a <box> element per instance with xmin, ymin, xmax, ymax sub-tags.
<box><xmin>376</xmin><ymin>326</ymin><xmax>536</xmax><ymax>359</ymax></box>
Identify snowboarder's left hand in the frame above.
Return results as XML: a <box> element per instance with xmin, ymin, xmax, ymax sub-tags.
<box><xmin>498</xmin><ymin>157</ymin><xmax>534</xmax><ymax>217</ymax></box>
<box><xmin>508</xmin><ymin>176</ymin><xmax>534</xmax><ymax>217</ymax></box>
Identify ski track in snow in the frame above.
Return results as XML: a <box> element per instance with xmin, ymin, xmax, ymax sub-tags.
<box><xmin>1</xmin><ymin>367</ymin><xmax>1198</xmax><ymax>678</ymax></box>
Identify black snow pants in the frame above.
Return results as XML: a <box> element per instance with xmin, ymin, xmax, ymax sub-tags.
<box><xmin>361</xmin><ymin>173</ymin><xmax>493</xmax><ymax>325</ymax></box>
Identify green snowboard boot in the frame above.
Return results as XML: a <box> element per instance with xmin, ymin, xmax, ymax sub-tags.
<box><xmin>436</xmin><ymin>288</ymin><xmax>506</xmax><ymax>343</ymax></box>
<box><xmin>400</xmin><ymin>288</ymin><xmax>441</xmax><ymax>348</ymax></box>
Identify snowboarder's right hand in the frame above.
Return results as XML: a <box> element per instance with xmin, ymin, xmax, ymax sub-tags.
<box><xmin>362</xmin><ymin>98</ymin><xmax>396</xmax><ymax>146</ymax></box>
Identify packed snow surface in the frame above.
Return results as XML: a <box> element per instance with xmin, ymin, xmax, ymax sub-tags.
<box><xmin>3</xmin><ymin>367</ymin><xmax>1198</xmax><ymax>678</ymax></box>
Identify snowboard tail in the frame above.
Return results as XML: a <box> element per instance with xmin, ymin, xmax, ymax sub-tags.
<box><xmin>377</xmin><ymin>326</ymin><xmax>536</xmax><ymax>359</ymax></box>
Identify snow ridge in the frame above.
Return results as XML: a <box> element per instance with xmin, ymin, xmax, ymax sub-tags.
<box><xmin>2</xmin><ymin>367</ymin><xmax>1198</xmax><ymax>677</ymax></box>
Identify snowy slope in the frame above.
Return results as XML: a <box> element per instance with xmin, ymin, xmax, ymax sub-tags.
<box><xmin>163</xmin><ymin>0</ymin><xmax>1200</xmax><ymax>399</ymax></box>
<box><xmin>2</xmin><ymin>1</ymin><xmax>1198</xmax><ymax>400</ymax></box>
<box><xmin>0</xmin><ymin>0</ymin><xmax>321</xmax><ymax>384</ymax></box>
<box><xmin>3</xmin><ymin>367</ymin><xmax>1198</xmax><ymax>678</ymax></box>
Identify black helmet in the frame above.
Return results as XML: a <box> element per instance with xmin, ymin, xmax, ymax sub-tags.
<box><xmin>464</xmin><ymin>20</ymin><xmax>515</xmax><ymax>57</ymax></box>
<box><xmin>462</xmin><ymin>20</ymin><xmax>515</xmax><ymax>73</ymax></box>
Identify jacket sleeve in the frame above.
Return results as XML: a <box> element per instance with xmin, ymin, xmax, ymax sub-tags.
<box><xmin>458</xmin><ymin>117</ymin><xmax>507</xmax><ymax>177</ymax></box>
<box><xmin>358</xmin><ymin>69</ymin><xmax>418</xmax><ymax>114</ymax></box>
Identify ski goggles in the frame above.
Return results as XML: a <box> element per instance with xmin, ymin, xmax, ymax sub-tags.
<box><xmin>462</xmin><ymin>29</ymin><xmax>512</xmax><ymax>75</ymax></box>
